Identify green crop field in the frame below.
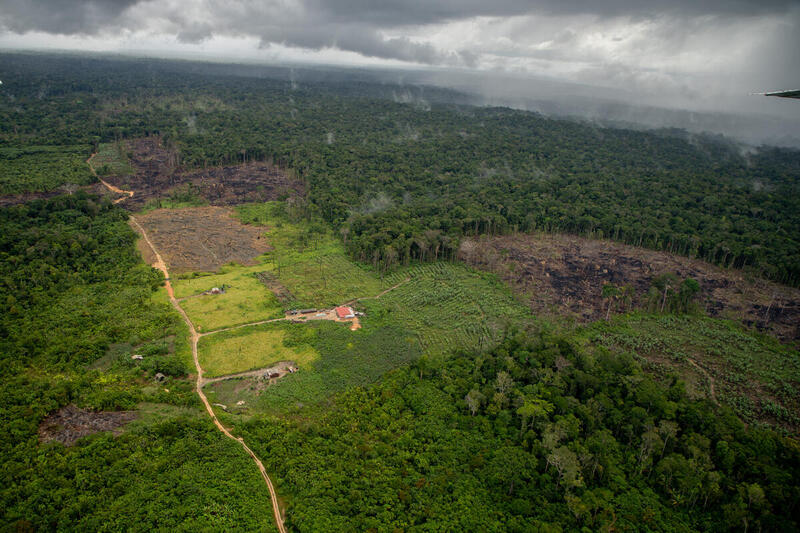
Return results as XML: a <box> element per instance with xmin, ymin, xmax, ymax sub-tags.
<box><xmin>176</xmin><ymin>266</ymin><xmax>284</xmax><ymax>332</ymax></box>
<box><xmin>236</xmin><ymin>202</ymin><xmax>388</xmax><ymax>307</ymax></box>
<box><xmin>198</xmin><ymin>322</ymin><xmax>319</xmax><ymax>377</ymax></box>
<box><xmin>365</xmin><ymin>262</ymin><xmax>533</xmax><ymax>356</ymax></box>
<box><xmin>92</xmin><ymin>142</ymin><xmax>135</xmax><ymax>176</ymax></box>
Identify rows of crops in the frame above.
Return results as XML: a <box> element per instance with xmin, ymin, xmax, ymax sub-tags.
<box><xmin>92</xmin><ymin>142</ymin><xmax>134</xmax><ymax>176</ymax></box>
<box><xmin>369</xmin><ymin>262</ymin><xmax>531</xmax><ymax>356</ymax></box>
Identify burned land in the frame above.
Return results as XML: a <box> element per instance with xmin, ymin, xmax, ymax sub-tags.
<box><xmin>0</xmin><ymin>182</ymin><xmax>117</xmax><ymax>207</ymax></box>
<box><xmin>459</xmin><ymin>233</ymin><xmax>800</xmax><ymax>344</ymax></box>
<box><xmin>102</xmin><ymin>137</ymin><xmax>304</xmax><ymax>210</ymax></box>
<box><xmin>135</xmin><ymin>206</ymin><xmax>272</xmax><ymax>273</ymax></box>
<box><xmin>38</xmin><ymin>405</ymin><xmax>137</xmax><ymax>446</ymax></box>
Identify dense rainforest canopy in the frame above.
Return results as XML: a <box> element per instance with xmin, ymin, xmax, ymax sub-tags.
<box><xmin>1</xmin><ymin>54</ymin><xmax>799</xmax><ymax>532</ymax></box>
<box><xmin>245</xmin><ymin>333</ymin><xmax>800</xmax><ymax>531</ymax></box>
<box><xmin>1</xmin><ymin>53</ymin><xmax>798</xmax><ymax>285</ymax></box>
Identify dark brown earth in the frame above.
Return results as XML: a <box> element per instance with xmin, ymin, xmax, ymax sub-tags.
<box><xmin>255</xmin><ymin>271</ymin><xmax>295</xmax><ymax>304</ymax></box>
<box><xmin>135</xmin><ymin>206</ymin><xmax>272</xmax><ymax>273</ymax></box>
<box><xmin>0</xmin><ymin>182</ymin><xmax>120</xmax><ymax>207</ymax></box>
<box><xmin>38</xmin><ymin>405</ymin><xmax>137</xmax><ymax>446</ymax></box>
<box><xmin>104</xmin><ymin>137</ymin><xmax>304</xmax><ymax>210</ymax></box>
<box><xmin>459</xmin><ymin>233</ymin><xmax>800</xmax><ymax>344</ymax></box>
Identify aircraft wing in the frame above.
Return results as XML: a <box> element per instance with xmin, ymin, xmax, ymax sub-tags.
<box><xmin>764</xmin><ymin>89</ymin><xmax>800</xmax><ymax>99</ymax></box>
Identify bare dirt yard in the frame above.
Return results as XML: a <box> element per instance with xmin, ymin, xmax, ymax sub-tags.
<box><xmin>39</xmin><ymin>405</ymin><xmax>137</xmax><ymax>446</ymax></box>
<box><xmin>460</xmin><ymin>233</ymin><xmax>800</xmax><ymax>343</ymax></box>
<box><xmin>103</xmin><ymin>137</ymin><xmax>304</xmax><ymax>210</ymax></box>
<box><xmin>135</xmin><ymin>206</ymin><xmax>271</xmax><ymax>273</ymax></box>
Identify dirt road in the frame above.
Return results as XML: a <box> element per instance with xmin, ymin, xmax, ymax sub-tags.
<box><xmin>199</xmin><ymin>317</ymin><xmax>288</xmax><ymax>338</ymax></box>
<box><xmin>127</xmin><ymin>213</ymin><xmax>287</xmax><ymax>533</ymax></box>
<box><xmin>86</xmin><ymin>153</ymin><xmax>134</xmax><ymax>204</ymax></box>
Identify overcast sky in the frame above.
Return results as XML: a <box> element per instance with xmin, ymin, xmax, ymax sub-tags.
<box><xmin>1</xmin><ymin>0</ymin><xmax>799</xmax><ymax>114</ymax></box>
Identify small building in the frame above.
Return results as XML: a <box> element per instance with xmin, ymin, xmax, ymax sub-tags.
<box><xmin>335</xmin><ymin>306</ymin><xmax>355</xmax><ymax>319</ymax></box>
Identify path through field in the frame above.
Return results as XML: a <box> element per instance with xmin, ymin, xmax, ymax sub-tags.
<box><xmin>93</xmin><ymin>154</ymin><xmax>286</xmax><ymax>533</ymax></box>
<box><xmin>95</xmin><ymin>151</ymin><xmax>418</xmax><ymax>531</ymax></box>
<box><xmin>130</xmin><ymin>216</ymin><xmax>287</xmax><ymax>533</ymax></box>
<box><xmin>688</xmin><ymin>358</ymin><xmax>719</xmax><ymax>406</ymax></box>
<box><xmin>87</xmin><ymin>153</ymin><xmax>134</xmax><ymax>204</ymax></box>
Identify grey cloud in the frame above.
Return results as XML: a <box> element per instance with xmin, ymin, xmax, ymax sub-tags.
<box><xmin>2</xmin><ymin>0</ymin><xmax>797</xmax><ymax>38</ymax></box>
<box><xmin>0</xmin><ymin>0</ymin><xmax>797</xmax><ymax>101</ymax></box>
<box><xmin>307</xmin><ymin>0</ymin><xmax>798</xmax><ymax>26</ymax></box>
<box><xmin>0</xmin><ymin>0</ymin><xmax>136</xmax><ymax>34</ymax></box>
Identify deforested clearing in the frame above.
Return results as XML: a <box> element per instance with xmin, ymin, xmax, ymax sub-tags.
<box><xmin>38</xmin><ymin>405</ymin><xmax>137</xmax><ymax>446</ymax></box>
<box><xmin>460</xmin><ymin>233</ymin><xmax>800</xmax><ymax>344</ymax></box>
<box><xmin>134</xmin><ymin>206</ymin><xmax>271</xmax><ymax>273</ymax></box>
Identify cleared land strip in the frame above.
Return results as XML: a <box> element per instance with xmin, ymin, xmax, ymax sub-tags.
<box><xmin>126</xmin><ymin>211</ymin><xmax>286</xmax><ymax>533</ymax></box>
<box><xmin>87</xmin><ymin>145</ymin><xmax>286</xmax><ymax>533</ymax></box>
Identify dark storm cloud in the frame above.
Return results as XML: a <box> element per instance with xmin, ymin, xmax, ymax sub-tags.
<box><xmin>0</xmin><ymin>0</ymin><xmax>137</xmax><ymax>34</ymax></box>
<box><xmin>0</xmin><ymin>0</ymin><xmax>797</xmax><ymax>98</ymax></box>
<box><xmin>308</xmin><ymin>0</ymin><xmax>798</xmax><ymax>25</ymax></box>
<box><xmin>1</xmin><ymin>0</ymin><xmax>796</xmax><ymax>38</ymax></box>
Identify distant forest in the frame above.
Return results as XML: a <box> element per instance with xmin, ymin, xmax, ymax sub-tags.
<box><xmin>1</xmin><ymin>53</ymin><xmax>798</xmax><ymax>285</ymax></box>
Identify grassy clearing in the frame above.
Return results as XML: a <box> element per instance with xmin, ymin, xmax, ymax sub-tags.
<box><xmin>180</xmin><ymin>278</ymin><xmax>283</xmax><ymax>332</ymax></box>
<box><xmin>199</xmin><ymin>322</ymin><xmax>318</xmax><ymax>377</ymax></box>
<box><xmin>577</xmin><ymin>313</ymin><xmax>800</xmax><ymax>432</ymax></box>
<box><xmin>92</xmin><ymin>142</ymin><xmax>134</xmax><ymax>176</ymax></box>
<box><xmin>236</xmin><ymin>202</ymin><xmax>387</xmax><ymax>307</ymax></box>
<box><xmin>172</xmin><ymin>264</ymin><xmax>284</xmax><ymax>332</ymax></box>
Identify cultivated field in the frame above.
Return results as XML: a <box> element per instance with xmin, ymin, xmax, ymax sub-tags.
<box><xmin>369</xmin><ymin>262</ymin><xmax>531</xmax><ymax>355</ymax></box>
<box><xmin>199</xmin><ymin>324</ymin><xmax>318</xmax><ymax>378</ymax></box>
<box><xmin>92</xmin><ymin>142</ymin><xmax>135</xmax><ymax>176</ymax></box>
<box><xmin>460</xmin><ymin>233</ymin><xmax>800</xmax><ymax>343</ymax></box>
<box><xmin>204</xmin><ymin>260</ymin><xmax>534</xmax><ymax>414</ymax></box>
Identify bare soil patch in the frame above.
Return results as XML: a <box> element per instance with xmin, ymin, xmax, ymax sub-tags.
<box><xmin>103</xmin><ymin>137</ymin><xmax>303</xmax><ymax>210</ymax></box>
<box><xmin>255</xmin><ymin>271</ymin><xmax>295</xmax><ymax>304</ymax></box>
<box><xmin>135</xmin><ymin>206</ymin><xmax>271</xmax><ymax>273</ymax></box>
<box><xmin>39</xmin><ymin>405</ymin><xmax>137</xmax><ymax>446</ymax></box>
<box><xmin>460</xmin><ymin>233</ymin><xmax>800</xmax><ymax>343</ymax></box>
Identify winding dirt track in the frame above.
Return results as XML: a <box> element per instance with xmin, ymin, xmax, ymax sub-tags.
<box><xmin>92</xmin><ymin>153</ymin><xmax>415</xmax><ymax>532</ymax></box>
<box><xmin>688</xmin><ymin>358</ymin><xmax>719</xmax><ymax>406</ymax></box>
<box><xmin>130</xmin><ymin>217</ymin><xmax>287</xmax><ymax>532</ymax></box>
<box><xmin>91</xmin><ymin>156</ymin><xmax>287</xmax><ymax>533</ymax></box>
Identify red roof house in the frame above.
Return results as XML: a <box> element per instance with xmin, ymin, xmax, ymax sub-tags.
<box><xmin>335</xmin><ymin>306</ymin><xmax>355</xmax><ymax>319</ymax></box>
